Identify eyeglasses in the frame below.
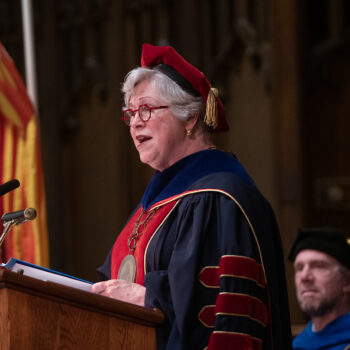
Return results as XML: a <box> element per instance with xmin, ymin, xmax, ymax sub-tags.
<box><xmin>121</xmin><ymin>104</ymin><xmax>169</xmax><ymax>126</ymax></box>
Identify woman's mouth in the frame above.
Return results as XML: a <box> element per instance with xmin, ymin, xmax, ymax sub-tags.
<box><xmin>136</xmin><ymin>135</ymin><xmax>152</xmax><ymax>146</ymax></box>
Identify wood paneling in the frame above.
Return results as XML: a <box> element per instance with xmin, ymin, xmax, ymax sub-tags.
<box><xmin>270</xmin><ymin>0</ymin><xmax>305</xmax><ymax>323</ymax></box>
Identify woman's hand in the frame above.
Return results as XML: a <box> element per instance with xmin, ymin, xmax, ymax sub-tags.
<box><xmin>91</xmin><ymin>279</ymin><xmax>146</xmax><ymax>307</ymax></box>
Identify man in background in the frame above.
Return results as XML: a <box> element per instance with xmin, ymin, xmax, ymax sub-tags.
<box><xmin>288</xmin><ymin>227</ymin><xmax>350</xmax><ymax>350</ymax></box>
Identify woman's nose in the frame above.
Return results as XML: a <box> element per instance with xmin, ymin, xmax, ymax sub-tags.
<box><xmin>129</xmin><ymin>111</ymin><xmax>144</xmax><ymax>127</ymax></box>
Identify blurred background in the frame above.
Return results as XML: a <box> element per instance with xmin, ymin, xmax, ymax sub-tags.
<box><xmin>1</xmin><ymin>0</ymin><xmax>350</xmax><ymax>327</ymax></box>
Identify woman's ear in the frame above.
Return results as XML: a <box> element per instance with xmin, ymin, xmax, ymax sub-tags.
<box><xmin>185</xmin><ymin>112</ymin><xmax>200</xmax><ymax>132</ymax></box>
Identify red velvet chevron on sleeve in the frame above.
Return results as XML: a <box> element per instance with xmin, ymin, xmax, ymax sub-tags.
<box><xmin>199</xmin><ymin>255</ymin><xmax>268</xmax><ymax>350</ymax></box>
<box><xmin>219</xmin><ymin>255</ymin><xmax>266</xmax><ymax>287</ymax></box>
<box><xmin>208</xmin><ymin>332</ymin><xmax>262</xmax><ymax>350</ymax></box>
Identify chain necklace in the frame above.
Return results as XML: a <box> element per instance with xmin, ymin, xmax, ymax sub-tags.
<box><xmin>127</xmin><ymin>208</ymin><xmax>158</xmax><ymax>253</ymax></box>
<box><xmin>118</xmin><ymin>207</ymin><xmax>158</xmax><ymax>282</ymax></box>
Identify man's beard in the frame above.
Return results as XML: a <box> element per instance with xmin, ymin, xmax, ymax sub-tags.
<box><xmin>299</xmin><ymin>295</ymin><xmax>337</xmax><ymax>317</ymax></box>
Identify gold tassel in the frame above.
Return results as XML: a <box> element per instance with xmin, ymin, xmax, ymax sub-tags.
<box><xmin>204</xmin><ymin>87</ymin><xmax>219</xmax><ymax>129</ymax></box>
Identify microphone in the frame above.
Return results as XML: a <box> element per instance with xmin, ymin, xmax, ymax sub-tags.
<box><xmin>0</xmin><ymin>179</ymin><xmax>20</xmax><ymax>197</ymax></box>
<box><xmin>1</xmin><ymin>208</ymin><xmax>37</xmax><ymax>223</ymax></box>
<box><xmin>0</xmin><ymin>208</ymin><xmax>37</xmax><ymax>247</ymax></box>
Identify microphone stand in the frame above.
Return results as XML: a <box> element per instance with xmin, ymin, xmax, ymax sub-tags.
<box><xmin>0</xmin><ymin>220</ymin><xmax>17</xmax><ymax>247</ymax></box>
<box><xmin>0</xmin><ymin>208</ymin><xmax>37</xmax><ymax>262</ymax></box>
<box><xmin>0</xmin><ymin>221</ymin><xmax>12</xmax><ymax>263</ymax></box>
<box><xmin>0</xmin><ymin>218</ymin><xmax>28</xmax><ymax>247</ymax></box>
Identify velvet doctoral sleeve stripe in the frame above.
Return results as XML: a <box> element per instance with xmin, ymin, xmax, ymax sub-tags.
<box><xmin>199</xmin><ymin>255</ymin><xmax>266</xmax><ymax>288</ymax></box>
<box><xmin>198</xmin><ymin>292</ymin><xmax>268</xmax><ymax>328</ymax></box>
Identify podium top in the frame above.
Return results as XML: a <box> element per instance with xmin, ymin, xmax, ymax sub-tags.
<box><xmin>0</xmin><ymin>267</ymin><xmax>164</xmax><ymax>327</ymax></box>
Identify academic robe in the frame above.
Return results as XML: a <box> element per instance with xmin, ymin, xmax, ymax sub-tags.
<box><xmin>97</xmin><ymin>149</ymin><xmax>292</xmax><ymax>350</ymax></box>
<box><xmin>293</xmin><ymin>313</ymin><xmax>350</xmax><ymax>350</ymax></box>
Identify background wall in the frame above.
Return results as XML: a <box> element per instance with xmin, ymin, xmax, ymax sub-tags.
<box><xmin>1</xmin><ymin>0</ymin><xmax>350</xmax><ymax>327</ymax></box>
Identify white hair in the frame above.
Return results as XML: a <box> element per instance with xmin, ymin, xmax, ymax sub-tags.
<box><xmin>122</xmin><ymin>67</ymin><xmax>206</xmax><ymax>123</ymax></box>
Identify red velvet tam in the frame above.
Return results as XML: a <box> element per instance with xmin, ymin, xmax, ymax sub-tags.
<box><xmin>141</xmin><ymin>43</ymin><xmax>229</xmax><ymax>132</ymax></box>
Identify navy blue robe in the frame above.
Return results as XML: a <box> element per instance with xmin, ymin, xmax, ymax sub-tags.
<box><xmin>98</xmin><ymin>149</ymin><xmax>292</xmax><ymax>349</ymax></box>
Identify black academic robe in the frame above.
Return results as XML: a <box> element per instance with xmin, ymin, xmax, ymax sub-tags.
<box><xmin>98</xmin><ymin>149</ymin><xmax>292</xmax><ymax>350</ymax></box>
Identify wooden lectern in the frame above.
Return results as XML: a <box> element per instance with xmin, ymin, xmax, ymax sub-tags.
<box><xmin>0</xmin><ymin>268</ymin><xmax>164</xmax><ymax>349</ymax></box>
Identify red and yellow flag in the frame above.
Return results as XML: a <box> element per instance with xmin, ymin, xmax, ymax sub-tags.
<box><xmin>0</xmin><ymin>42</ymin><xmax>49</xmax><ymax>266</ymax></box>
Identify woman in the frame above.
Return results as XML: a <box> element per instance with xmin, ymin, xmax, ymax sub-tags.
<box><xmin>92</xmin><ymin>44</ymin><xmax>292</xmax><ymax>350</ymax></box>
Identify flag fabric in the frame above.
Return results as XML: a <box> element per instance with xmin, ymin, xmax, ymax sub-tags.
<box><xmin>0</xmin><ymin>42</ymin><xmax>49</xmax><ymax>267</ymax></box>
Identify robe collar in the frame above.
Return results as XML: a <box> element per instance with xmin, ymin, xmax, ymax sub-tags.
<box><xmin>141</xmin><ymin>149</ymin><xmax>255</xmax><ymax>210</ymax></box>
